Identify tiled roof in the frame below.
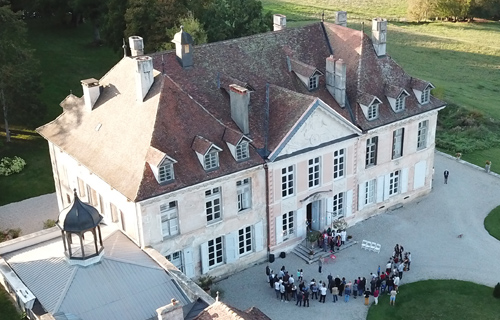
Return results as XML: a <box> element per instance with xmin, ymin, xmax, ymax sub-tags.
<box><xmin>288</xmin><ymin>57</ymin><xmax>322</xmax><ymax>78</ymax></box>
<box><xmin>193</xmin><ymin>301</ymin><xmax>271</xmax><ymax>320</ymax></box>
<box><xmin>222</xmin><ymin>128</ymin><xmax>247</xmax><ymax>146</ymax></box>
<box><xmin>192</xmin><ymin>135</ymin><xmax>218</xmax><ymax>155</ymax></box>
<box><xmin>411</xmin><ymin>77</ymin><xmax>433</xmax><ymax>91</ymax></box>
<box><xmin>385</xmin><ymin>84</ymin><xmax>407</xmax><ymax>99</ymax></box>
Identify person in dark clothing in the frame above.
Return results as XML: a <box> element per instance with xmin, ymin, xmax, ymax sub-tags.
<box><xmin>444</xmin><ymin>170</ymin><xmax>449</xmax><ymax>184</ymax></box>
<box><xmin>376</xmin><ymin>277</ymin><xmax>382</xmax><ymax>291</ymax></box>
<box><xmin>335</xmin><ymin>275</ymin><xmax>341</xmax><ymax>288</ymax></box>
<box><xmin>339</xmin><ymin>277</ymin><xmax>346</xmax><ymax>296</ymax></box>
<box><xmin>270</xmin><ymin>274</ymin><xmax>276</xmax><ymax>288</ymax></box>
<box><xmin>370</xmin><ymin>277</ymin><xmax>376</xmax><ymax>294</ymax></box>
<box><xmin>296</xmin><ymin>290</ymin><xmax>303</xmax><ymax>306</ymax></box>
<box><xmin>359</xmin><ymin>277</ymin><xmax>366</xmax><ymax>296</ymax></box>
<box><xmin>303</xmin><ymin>290</ymin><xmax>310</xmax><ymax>307</ymax></box>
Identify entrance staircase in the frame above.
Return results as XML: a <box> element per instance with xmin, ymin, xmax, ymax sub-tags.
<box><xmin>292</xmin><ymin>238</ymin><xmax>358</xmax><ymax>264</ymax></box>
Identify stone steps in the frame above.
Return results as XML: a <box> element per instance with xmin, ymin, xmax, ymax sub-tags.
<box><xmin>292</xmin><ymin>239</ymin><xmax>358</xmax><ymax>264</ymax></box>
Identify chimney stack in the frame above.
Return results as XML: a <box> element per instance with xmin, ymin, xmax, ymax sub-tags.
<box><xmin>81</xmin><ymin>78</ymin><xmax>101</xmax><ymax>111</ymax></box>
<box><xmin>129</xmin><ymin>36</ymin><xmax>144</xmax><ymax>56</ymax></box>
<box><xmin>229</xmin><ymin>84</ymin><xmax>251</xmax><ymax>134</ymax></box>
<box><xmin>156</xmin><ymin>299</ymin><xmax>183</xmax><ymax>320</ymax></box>
<box><xmin>273</xmin><ymin>14</ymin><xmax>286</xmax><ymax>31</ymax></box>
<box><xmin>335</xmin><ymin>11</ymin><xmax>347</xmax><ymax>27</ymax></box>
<box><xmin>372</xmin><ymin>18</ymin><xmax>387</xmax><ymax>57</ymax></box>
<box><xmin>325</xmin><ymin>56</ymin><xmax>346</xmax><ymax>108</ymax></box>
<box><xmin>135</xmin><ymin>56</ymin><xmax>154</xmax><ymax>102</ymax></box>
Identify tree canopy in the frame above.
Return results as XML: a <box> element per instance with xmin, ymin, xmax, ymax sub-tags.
<box><xmin>408</xmin><ymin>0</ymin><xmax>500</xmax><ymax>20</ymax></box>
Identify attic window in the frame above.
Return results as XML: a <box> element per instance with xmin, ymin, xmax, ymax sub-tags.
<box><xmin>158</xmin><ymin>162</ymin><xmax>174</xmax><ymax>183</ymax></box>
<box><xmin>395</xmin><ymin>96</ymin><xmax>406</xmax><ymax>112</ymax></box>
<box><xmin>204</xmin><ymin>151</ymin><xmax>219</xmax><ymax>170</ymax></box>
<box><xmin>421</xmin><ymin>89</ymin><xmax>430</xmax><ymax>104</ymax></box>
<box><xmin>236</xmin><ymin>141</ymin><xmax>249</xmax><ymax>161</ymax></box>
<box><xmin>367</xmin><ymin>103</ymin><xmax>379</xmax><ymax>120</ymax></box>
<box><xmin>308</xmin><ymin>76</ymin><xmax>319</xmax><ymax>90</ymax></box>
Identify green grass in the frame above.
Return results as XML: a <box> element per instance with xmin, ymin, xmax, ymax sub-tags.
<box><xmin>484</xmin><ymin>205</ymin><xmax>500</xmax><ymax>241</ymax></box>
<box><xmin>367</xmin><ymin>280</ymin><xmax>500</xmax><ymax>320</ymax></box>
<box><xmin>0</xmin><ymin>286</ymin><xmax>20</xmax><ymax>320</ymax></box>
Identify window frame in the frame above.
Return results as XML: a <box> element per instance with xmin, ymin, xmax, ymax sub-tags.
<box><xmin>417</xmin><ymin>120</ymin><xmax>428</xmax><ymax>150</ymax></box>
<box><xmin>333</xmin><ymin>149</ymin><xmax>345</xmax><ymax>179</ymax></box>
<box><xmin>367</xmin><ymin>103</ymin><xmax>379</xmax><ymax>120</ymax></box>
<box><xmin>237</xmin><ymin>178</ymin><xmax>252</xmax><ymax>212</ymax></box>
<box><xmin>332</xmin><ymin>192</ymin><xmax>345</xmax><ymax>218</ymax></box>
<box><xmin>365</xmin><ymin>136</ymin><xmax>378</xmax><ymax>168</ymax></box>
<box><xmin>208</xmin><ymin>236</ymin><xmax>224</xmax><ymax>268</ymax></box>
<box><xmin>158</xmin><ymin>161</ymin><xmax>174</xmax><ymax>183</ymax></box>
<box><xmin>389</xmin><ymin>170</ymin><xmax>400</xmax><ymax>196</ymax></box>
<box><xmin>364</xmin><ymin>179</ymin><xmax>376</xmax><ymax>205</ymax></box>
<box><xmin>160</xmin><ymin>201</ymin><xmax>179</xmax><ymax>238</ymax></box>
<box><xmin>308</xmin><ymin>157</ymin><xmax>321</xmax><ymax>188</ymax></box>
<box><xmin>204</xmin><ymin>151</ymin><xmax>219</xmax><ymax>171</ymax></box>
<box><xmin>166</xmin><ymin>251</ymin><xmax>183</xmax><ymax>272</ymax></box>
<box><xmin>308</xmin><ymin>75</ymin><xmax>318</xmax><ymax>90</ymax></box>
<box><xmin>282</xmin><ymin>211</ymin><xmax>294</xmax><ymax>241</ymax></box>
<box><xmin>235</xmin><ymin>141</ymin><xmax>250</xmax><ymax>161</ymax></box>
<box><xmin>205</xmin><ymin>187</ymin><xmax>222</xmax><ymax>224</ymax></box>
<box><xmin>281</xmin><ymin>165</ymin><xmax>295</xmax><ymax>198</ymax></box>
<box><xmin>421</xmin><ymin>89</ymin><xmax>430</xmax><ymax>104</ymax></box>
<box><xmin>395</xmin><ymin>96</ymin><xmax>405</xmax><ymax>112</ymax></box>
<box><xmin>392</xmin><ymin>128</ymin><xmax>404</xmax><ymax>159</ymax></box>
<box><xmin>238</xmin><ymin>226</ymin><xmax>253</xmax><ymax>256</ymax></box>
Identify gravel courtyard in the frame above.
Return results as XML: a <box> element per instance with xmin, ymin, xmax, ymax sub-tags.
<box><xmin>214</xmin><ymin>152</ymin><xmax>500</xmax><ymax>320</ymax></box>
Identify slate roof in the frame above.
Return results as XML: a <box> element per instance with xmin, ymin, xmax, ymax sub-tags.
<box><xmin>38</xmin><ymin>21</ymin><xmax>444</xmax><ymax>202</ymax></box>
<box><xmin>193</xmin><ymin>301</ymin><xmax>271</xmax><ymax>320</ymax></box>
<box><xmin>2</xmin><ymin>228</ymin><xmax>191</xmax><ymax>320</ymax></box>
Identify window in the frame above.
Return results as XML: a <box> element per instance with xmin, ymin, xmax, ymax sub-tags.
<box><xmin>421</xmin><ymin>89</ymin><xmax>430</xmax><ymax>104</ymax></box>
<box><xmin>332</xmin><ymin>192</ymin><xmax>344</xmax><ymax>217</ymax></box>
<box><xmin>392</xmin><ymin>128</ymin><xmax>404</xmax><ymax>159</ymax></box>
<box><xmin>158</xmin><ymin>162</ymin><xmax>174</xmax><ymax>183</ymax></box>
<box><xmin>389</xmin><ymin>170</ymin><xmax>400</xmax><ymax>196</ymax></box>
<box><xmin>395</xmin><ymin>96</ymin><xmax>405</xmax><ymax>112</ymax></box>
<box><xmin>417</xmin><ymin>120</ymin><xmax>428</xmax><ymax>150</ymax></box>
<box><xmin>237</xmin><ymin>178</ymin><xmax>252</xmax><ymax>212</ymax></box>
<box><xmin>308</xmin><ymin>76</ymin><xmax>318</xmax><ymax>90</ymax></box>
<box><xmin>333</xmin><ymin>149</ymin><xmax>345</xmax><ymax>179</ymax></box>
<box><xmin>281</xmin><ymin>165</ymin><xmax>294</xmax><ymax>197</ymax></box>
<box><xmin>77</xmin><ymin>178</ymin><xmax>86</xmax><ymax>198</ymax></box>
<box><xmin>204</xmin><ymin>151</ymin><xmax>219</xmax><ymax>170</ymax></box>
<box><xmin>160</xmin><ymin>201</ymin><xmax>179</xmax><ymax>238</ymax></box>
<box><xmin>365</xmin><ymin>137</ymin><xmax>378</xmax><ymax>167</ymax></box>
<box><xmin>238</xmin><ymin>226</ymin><xmax>252</xmax><ymax>255</ymax></box>
<box><xmin>236</xmin><ymin>141</ymin><xmax>249</xmax><ymax>161</ymax></box>
<box><xmin>110</xmin><ymin>203</ymin><xmax>119</xmax><ymax>223</ymax></box>
<box><xmin>208</xmin><ymin>236</ymin><xmax>223</xmax><ymax>268</ymax></box>
<box><xmin>367</xmin><ymin>103</ymin><xmax>379</xmax><ymax>120</ymax></box>
<box><xmin>308</xmin><ymin>157</ymin><xmax>320</xmax><ymax>188</ymax></box>
<box><xmin>364</xmin><ymin>179</ymin><xmax>376</xmax><ymax>205</ymax></box>
<box><xmin>166</xmin><ymin>251</ymin><xmax>183</xmax><ymax>272</ymax></box>
<box><xmin>205</xmin><ymin>187</ymin><xmax>222</xmax><ymax>223</ymax></box>
<box><xmin>282</xmin><ymin>211</ymin><xmax>294</xmax><ymax>241</ymax></box>
<box><xmin>87</xmin><ymin>186</ymin><xmax>99</xmax><ymax>207</ymax></box>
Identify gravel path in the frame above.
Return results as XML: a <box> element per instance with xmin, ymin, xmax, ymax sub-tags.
<box><xmin>215</xmin><ymin>152</ymin><xmax>500</xmax><ymax>319</ymax></box>
<box><xmin>0</xmin><ymin>193</ymin><xmax>58</xmax><ymax>235</ymax></box>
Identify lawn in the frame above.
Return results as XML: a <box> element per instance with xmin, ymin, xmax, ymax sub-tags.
<box><xmin>367</xmin><ymin>280</ymin><xmax>500</xmax><ymax>320</ymax></box>
<box><xmin>0</xmin><ymin>19</ymin><xmax>119</xmax><ymax>206</ymax></box>
<box><xmin>484</xmin><ymin>205</ymin><xmax>500</xmax><ymax>241</ymax></box>
<box><xmin>0</xmin><ymin>287</ymin><xmax>20</xmax><ymax>320</ymax></box>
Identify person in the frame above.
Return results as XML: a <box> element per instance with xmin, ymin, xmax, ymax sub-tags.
<box><xmin>296</xmin><ymin>289</ymin><xmax>303</xmax><ymax>306</ymax></box>
<box><xmin>285</xmin><ymin>282</ymin><xmax>292</xmax><ymax>302</ymax></box>
<box><xmin>386</xmin><ymin>277</ymin><xmax>394</xmax><ymax>294</ymax></box>
<box><xmin>291</xmin><ymin>283</ymin><xmax>297</xmax><ymax>301</ymax></box>
<box><xmin>339</xmin><ymin>277</ymin><xmax>345</xmax><ymax>296</ymax></box>
<box><xmin>377</xmin><ymin>265</ymin><xmax>381</xmax><ymax>276</ymax></box>
<box><xmin>269</xmin><ymin>271</ymin><xmax>275</xmax><ymax>288</ymax></box>
<box><xmin>398</xmin><ymin>262</ymin><xmax>405</xmax><ymax>279</ymax></box>
<box><xmin>394</xmin><ymin>275</ymin><xmax>400</xmax><ymax>293</ymax></box>
<box><xmin>274</xmin><ymin>279</ymin><xmax>281</xmax><ymax>299</ymax></box>
<box><xmin>359</xmin><ymin>277</ymin><xmax>366</xmax><ymax>297</ymax></box>
<box><xmin>289</xmin><ymin>274</ymin><xmax>295</xmax><ymax>285</ymax></box>
<box><xmin>386</xmin><ymin>260</ymin><xmax>392</xmax><ymax>274</ymax></box>
<box><xmin>332</xmin><ymin>285</ymin><xmax>339</xmax><ymax>302</ymax></box>
<box><xmin>364</xmin><ymin>288</ymin><xmax>371</xmax><ymax>305</ymax></box>
<box><xmin>344</xmin><ymin>282</ymin><xmax>351</xmax><ymax>302</ymax></box>
<box><xmin>323</xmin><ymin>232</ymin><xmax>329</xmax><ymax>252</ymax></box>
<box><xmin>303</xmin><ymin>290</ymin><xmax>310</xmax><ymax>307</ymax></box>
<box><xmin>318</xmin><ymin>257</ymin><xmax>323</xmax><ymax>273</ymax></box>
<box><xmin>406</xmin><ymin>252</ymin><xmax>412</xmax><ymax>271</ymax></box>
<box><xmin>340</xmin><ymin>229</ymin><xmax>347</xmax><ymax>245</ymax></box>
<box><xmin>373</xmin><ymin>288</ymin><xmax>380</xmax><ymax>305</ymax></box>
<box><xmin>399</xmin><ymin>245</ymin><xmax>404</xmax><ymax>260</ymax></box>
<box><xmin>279</xmin><ymin>281</ymin><xmax>286</xmax><ymax>301</ymax></box>
<box><xmin>320</xmin><ymin>283</ymin><xmax>327</xmax><ymax>303</ymax></box>
<box><xmin>444</xmin><ymin>170</ymin><xmax>449</xmax><ymax>184</ymax></box>
<box><xmin>390</xmin><ymin>289</ymin><xmax>397</xmax><ymax>305</ymax></box>
<box><xmin>266</xmin><ymin>265</ymin><xmax>271</xmax><ymax>282</ymax></box>
<box><xmin>353</xmin><ymin>280</ymin><xmax>358</xmax><ymax>299</ymax></box>
<box><xmin>311</xmin><ymin>281</ymin><xmax>319</xmax><ymax>300</ymax></box>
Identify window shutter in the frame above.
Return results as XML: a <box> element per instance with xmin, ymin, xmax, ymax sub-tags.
<box><xmin>296</xmin><ymin>208</ymin><xmax>306</xmax><ymax>239</ymax></box>
<box><xmin>373</xmin><ymin>136</ymin><xmax>378</xmax><ymax>165</ymax></box>
<box><xmin>414</xmin><ymin>160</ymin><xmax>426</xmax><ymax>189</ymax></box>
<box><xmin>358</xmin><ymin>183</ymin><xmax>365</xmax><ymax>211</ymax></box>
<box><xmin>225</xmin><ymin>231</ymin><xmax>238</xmax><ymax>263</ymax></box>
<box><xmin>169</xmin><ymin>217</ymin><xmax>179</xmax><ymax>236</ymax></box>
<box><xmin>383</xmin><ymin>173</ymin><xmax>390</xmax><ymax>200</ymax></box>
<box><xmin>376</xmin><ymin>176</ymin><xmax>384</xmax><ymax>203</ymax></box>
<box><xmin>200</xmin><ymin>242</ymin><xmax>209</xmax><ymax>274</ymax></box>
<box><xmin>326</xmin><ymin>198</ymin><xmax>333</xmax><ymax>227</ymax></box>
<box><xmin>275</xmin><ymin>215</ymin><xmax>283</xmax><ymax>244</ymax></box>
<box><xmin>254</xmin><ymin>221</ymin><xmax>264</xmax><ymax>252</ymax></box>
<box><xmin>345</xmin><ymin>190</ymin><xmax>353</xmax><ymax>217</ymax></box>
<box><xmin>401</xmin><ymin>128</ymin><xmax>405</xmax><ymax>157</ymax></box>
<box><xmin>243</xmin><ymin>186</ymin><xmax>251</xmax><ymax>209</ymax></box>
<box><xmin>401</xmin><ymin>168</ymin><xmax>409</xmax><ymax>194</ymax></box>
<box><xmin>183</xmin><ymin>248</ymin><xmax>195</xmax><ymax>278</ymax></box>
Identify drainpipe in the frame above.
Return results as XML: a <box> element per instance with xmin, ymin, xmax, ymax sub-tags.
<box><xmin>264</xmin><ymin>162</ymin><xmax>271</xmax><ymax>260</ymax></box>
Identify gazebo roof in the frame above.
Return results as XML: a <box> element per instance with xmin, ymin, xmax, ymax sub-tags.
<box><xmin>57</xmin><ymin>190</ymin><xmax>103</xmax><ymax>233</ymax></box>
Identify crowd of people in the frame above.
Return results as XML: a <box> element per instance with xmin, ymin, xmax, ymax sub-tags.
<box><xmin>265</xmin><ymin>243</ymin><xmax>412</xmax><ymax>307</ymax></box>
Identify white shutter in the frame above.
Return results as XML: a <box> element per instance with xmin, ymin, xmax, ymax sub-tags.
<box><xmin>358</xmin><ymin>183</ymin><xmax>365</xmax><ymax>211</ymax></box>
<box><xmin>200</xmin><ymin>242</ymin><xmax>209</xmax><ymax>274</ymax></box>
<box><xmin>169</xmin><ymin>217</ymin><xmax>179</xmax><ymax>236</ymax></box>
<box><xmin>376</xmin><ymin>176</ymin><xmax>384</xmax><ymax>203</ymax></box>
<box><xmin>297</xmin><ymin>208</ymin><xmax>306</xmax><ymax>239</ymax></box>
<box><xmin>345</xmin><ymin>190</ymin><xmax>353</xmax><ymax>217</ymax></box>
<box><xmin>243</xmin><ymin>186</ymin><xmax>251</xmax><ymax>209</ymax></box>
<box><xmin>326</xmin><ymin>197</ymin><xmax>333</xmax><ymax>228</ymax></box>
<box><xmin>183</xmin><ymin>248</ymin><xmax>195</xmax><ymax>278</ymax></box>
<box><xmin>225</xmin><ymin>231</ymin><xmax>238</xmax><ymax>263</ymax></box>
<box><xmin>413</xmin><ymin>161</ymin><xmax>426</xmax><ymax>189</ymax></box>
<box><xmin>275</xmin><ymin>215</ymin><xmax>283</xmax><ymax>244</ymax></box>
<box><xmin>383</xmin><ymin>173</ymin><xmax>390</xmax><ymax>200</ymax></box>
<box><xmin>401</xmin><ymin>168</ymin><xmax>409</xmax><ymax>194</ymax></box>
<box><xmin>254</xmin><ymin>221</ymin><xmax>264</xmax><ymax>252</ymax></box>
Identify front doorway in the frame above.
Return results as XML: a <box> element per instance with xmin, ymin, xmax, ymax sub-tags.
<box><xmin>306</xmin><ymin>200</ymin><xmax>321</xmax><ymax>231</ymax></box>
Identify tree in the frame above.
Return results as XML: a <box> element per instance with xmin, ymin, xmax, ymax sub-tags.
<box><xmin>0</xmin><ymin>3</ymin><xmax>45</xmax><ymax>142</ymax></box>
<box><xmin>470</xmin><ymin>0</ymin><xmax>500</xmax><ymax>19</ymax></box>
<box><xmin>101</xmin><ymin>0</ymin><xmax>128</xmax><ymax>52</ymax></box>
<box><xmin>163</xmin><ymin>12</ymin><xmax>207</xmax><ymax>50</ymax></box>
<box><xmin>434</xmin><ymin>0</ymin><xmax>473</xmax><ymax>20</ymax></box>
<box><xmin>408</xmin><ymin>0</ymin><xmax>436</xmax><ymax>21</ymax></box>
<box><xmin>201</xmin><ymin>0</ymin><xmax>272</xmax><ymax>42</ymax></box>
<box><xmin>70</xmin><ymin>0</ymin><xmax>105</xmax><ymax>42</ymax></box>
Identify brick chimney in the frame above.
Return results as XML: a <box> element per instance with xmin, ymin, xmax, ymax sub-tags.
<box><xmin>129</xmin><ymin>36</ymin><xmax>144</xmax><ymax>56</ymax></box>
<box><xmin>229</xmin><ymin>84</ymin><xmax>251</xmax><ymax>134</ymax></box>
<box><xmin>81</xmin><ymin>78</ymin><xmax>101</xmax><ymax>111</ymax></box>
<box><xmin>156</xmin><ymin>299</ymin><xmax>183</xmax><ymax>320</ymax></box>
<box><xmin>335</xmin><ymin>11</ymin><xmax>347</xmax><ymax>27</ymax></box>
<box><xmin>135</xmin><ymin>56</ymin><xmax>154</xmax><ymax>102</ymax></box>
<box><xmin>372</xmin><ymin>18</ymin><xmax>387</xmax><ymax>57</ymax></box>
<box><xmin>325</xmin><ymin>56</ymin><xmax>346</xmax><ymax>108</ymax></box>
<box><xmin>273</xmin><ymin>14</ymin><xmax>286</xmax><ymax>31</ymax></box>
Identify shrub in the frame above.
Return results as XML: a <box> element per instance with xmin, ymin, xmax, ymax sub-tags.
<box><xmin>0</xmin><ymin>228</ymin><xmax>22</xmax><ymax>242</ymax></box>
<box><xmin>43</xmin><ymin>219</ymin><xmax>57</xmax><ymax>229</ymax></box>
<box><xmin>197</xmin><ymin>275</ymin><xmax>215</xmax><ymax>290</ymax></box>
<box><xmin>494</xmin><ymin>282</ymin><xmax>500</xmax><ymax>299</ymax></box>
<box><xmin>0</xmin><ymin>156</ymin><xmax>27</xmax><ymax>176</ymax></box>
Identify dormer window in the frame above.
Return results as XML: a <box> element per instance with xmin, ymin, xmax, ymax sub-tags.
<box><xmin>411</xmin><ymin>78</ymin><xmax>434</xmax><ymax>105</ymax></box>
<box><xmin>308</xmin><ymin>76</ymin><xmax>318</xmax><ymax>90</ymax></box>
<box><xmin>367</xmin><ymin>103</ymin><xmax>379</xmax><ymax>120</ymax></box>
<box><xmin>236</xmin><ymin>141</ymin><xmax>249</xmax><ymax>161</ymax></box>
<box><xmin>158</xmin><ymin>161</ymin><xmax>174</xmax><ymax>183</ymax></box>
<box><xmin>395</xmin><ymin>96</ymin><xmax>405</xmax><ymax>112</ymax></box>
<box><xmin>421</xmin><ymin>89</ymin><xmax>430</xmax><ymax>104</ymax></box>
<box><xmin>146</xmin><ymin>146</ymin><xmax>177</xmax><ymax>185</ymax></box>
<box><xmin>287</xmin><ymin>57</ymin><xmax>323</xmax><ymax>91</ymax></box>
<box><xmin>204</xmin><ymin>151</ymin><xmax>219</xmax><ymax>170</ymax></box>
<box><xmin>385</xmin><ymin>85</ymin><xmax>409</xmax><ymax>113</ymax></box>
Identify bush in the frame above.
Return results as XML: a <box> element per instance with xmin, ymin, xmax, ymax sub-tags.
<box><xmin>494</xmin><ymin>283</ymin><xmax>500</xmax><ymax>299</ymax></box>
<box><xmin>43</xmin><ymin>219</ymin><xmax>57</xmax><ymax>229</ymax></box>
<box><xmin>0</xmin><ymin>228</ymin><xmax>22</xmax><ymax>242</ymax></box>
<box><xmin>0</xmin><ymin>156</ymin><xmax>27</xmax><ymax>176</ymax></box>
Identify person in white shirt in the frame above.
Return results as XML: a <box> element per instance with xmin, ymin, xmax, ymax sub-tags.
<box><xmin>393</xmin><ymin>275</ymin><xmax>400</xmax><ymax>293</ymax></box>
<box><xmin>340</xmin><ymin>230</ymin><xmax>347</xmax><ymax>245</ymax></box>
<box><xmin>319</xmin><ymin>283</ymin><xmax>328</xmax><ymax>303</ymax></box>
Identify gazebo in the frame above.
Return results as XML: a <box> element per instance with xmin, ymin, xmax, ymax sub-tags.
<box><xmin>57</xmin><ymin>189</ymin><xmax>104</xmax><ymax>266</ymax></box>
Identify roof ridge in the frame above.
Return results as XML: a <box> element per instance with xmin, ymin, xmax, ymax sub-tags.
<box><xmin>102</xmin><ymin>256</ymin><xmax>163</xmax><ymax>270</ymax></box>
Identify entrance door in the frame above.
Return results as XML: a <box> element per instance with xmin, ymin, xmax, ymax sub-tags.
<box><xmin>307</xmin><ymin>201</ymin><xmax>321</xmax><ymax>231</ymax></box>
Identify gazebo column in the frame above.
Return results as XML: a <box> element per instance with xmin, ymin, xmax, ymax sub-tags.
<box><xmin>92</xmin><ymin>229</ymin><xmax>98</xmax><ymax>254</ymax></box>
<box><xmin>79</xmin><ymin>233</ymin><xmax>85</xmax><ymax>258</ymax></box>
<box><xmin>97</xmin><ymin>225</ymin><xmax>103</xmax><ymax>246</ymax></box>
<box><xmin>67</xmin><ymin>233</ymin><xmax>73</xmax><ymax>258</ymax></box>
<box><xmin>61</xmin><ymin>230</ymin><xmax>67</xmax><ymax>252</ymax></box>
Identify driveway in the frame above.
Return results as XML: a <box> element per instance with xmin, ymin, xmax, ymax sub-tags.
<box><xmin>215</xmin><ymin>152</ymin><xmax>500</xmax><ymax>319</ymax></box>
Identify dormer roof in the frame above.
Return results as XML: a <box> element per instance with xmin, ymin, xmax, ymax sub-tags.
<box><xmin>146</xmin><ymin>146</ymin><xmax>177</xmax><ymax>167</ymax></box>
<box><xmin>358</xmin><ymin>92</ymin><xmax>382</xmax><ymax>106</ymax></box>
<box><xmin>385</xmin><ymin>84</ymin><xmax>409</xmax><ymax>99</ymax></box>
<box><xmin>411</xmin><ymin>78</ymin><xmax>434</xmax><ymax>91</ymax></box>
<box><xmin>222</xmin><ymin>128</ymin><xmax>251</xmax><ymax>146</ymax></box>
<box><xmin>192</xmin><ymin>135</ymin><xmax>222</xmax><ymax>155</ymax></box>
<box><xmin>288</xmin><ymin>57</ymin><xmax>323</xmax><ymax>78</ymax></box>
